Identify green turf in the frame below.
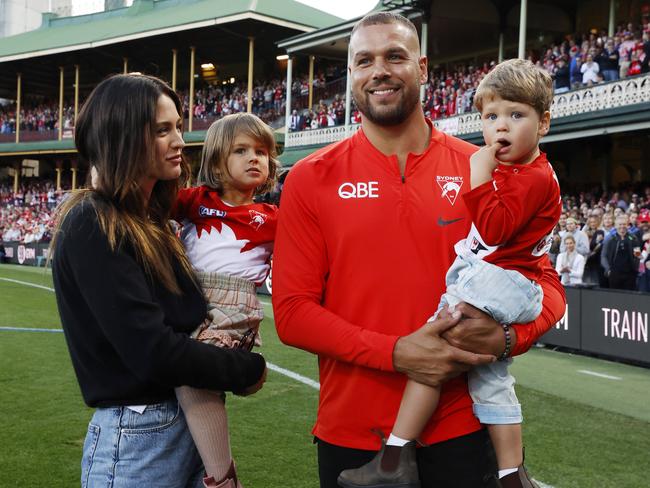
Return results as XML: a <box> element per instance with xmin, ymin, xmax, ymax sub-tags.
<box><xmin>2</xmin><ymin>263</ymin><xmax>650</xmax><ymax>487</ymax></box>
<box><xmin>512</xmin><ymin>347</ymin><xmax>650</xmax><ymax>422</ymax></box>
<box><xmin>0</xmin><ymin>265</ymin><xmax>60</xmax><ymax>329</ymax></box>
<box><xmin>0</xmin><ymin>331</ymin><xmax>90</xmax><ymax>486</ymax></box>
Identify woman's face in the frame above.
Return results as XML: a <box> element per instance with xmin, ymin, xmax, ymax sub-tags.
<box><xmin>603</xmin><ymin>214</ymin><xmax>613</xmax><ymax>227</ymax></box>
<box><xmin>141</xmin><ymin>95</ymin><xmax>185</xmax><ymax>193</ymax></box>
<box><xmin>566</xmin><ymin>238</ymin><xmax>576</xmax><ymax>253</ymax></box>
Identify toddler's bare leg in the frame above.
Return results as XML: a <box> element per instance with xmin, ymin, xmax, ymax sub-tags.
<box><xmin>488</xmin><ymin>423</ymin><xmax>523</xmax><ymax>469</ymax></box>
<box><xmin>392</xmin><ymin>379</ymin><xmax>441</xmax><ymax>440</ymax></box>
<box><xmin>175</xmin><ymin>386</ymin><xmax>233</xmax><ymax>481</ymax></box>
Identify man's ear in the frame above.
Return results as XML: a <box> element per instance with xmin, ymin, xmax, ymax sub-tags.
<box><xmin>419</xmin><ymin>56</ymin><xmax>428</xmax><ymax>85</ymax></box>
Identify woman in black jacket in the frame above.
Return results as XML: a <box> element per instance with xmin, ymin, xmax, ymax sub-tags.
<box><xmin>51</xmin><ymin>74</ymin><xmax>266</xmax><ymax>488</ymax></box>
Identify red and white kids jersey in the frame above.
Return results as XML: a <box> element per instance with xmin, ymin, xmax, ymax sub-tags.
<box><xmin>173</xmin><ymin>186</ymin><xmax>277</xmax><ymax>285</ymax></box>
<box><xmin>461</xmin><ymin>152</ymin><xmax>562</xmax><ymax>282</ymax></box>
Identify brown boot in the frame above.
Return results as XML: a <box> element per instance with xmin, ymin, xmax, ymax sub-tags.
<box><xmin>203</xmin><ymin>461</ymin><xmax>241</xmax><ymax>488</ymax></box>
<box><xmin>337</xmin><ymin>438</ymin><xmax>420</xmax><ymax>488</ymax></box>
<box><xmin>496</xmin><ymin>465</ymin><xmax>539</xmax><ymax>488</ymax></box>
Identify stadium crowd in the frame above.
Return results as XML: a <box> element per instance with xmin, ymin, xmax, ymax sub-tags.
<box><xmin>2</xmin><ymin>17</ymin><xmax>650</xmax><ymax>138</ymax></box>
<box><xmin>0</xmin><ymin>178</ymin><xmax>67</xmax><ymax>245</ymax></box>
<box><xmin>287</xmin><ymin>16</ymin><xmax>650</xmax><ymax>129</ymax></box>
<box><xmin>554</xmin><ymin>186</ymin><xmax>650</xmax><ymax>292</ymax></box>
<box><xmin>177</xmin><ymin>78</ymin><xmax>287</xmax><ymax>128</ymax></box>
<box><xmin>0</xmin><ymin>100</ymin><xmax>74</xmax><ymax>135</ymax></box>
<box><xmin>1</xmin><ymin>174</ymin><xmax>650</xmax><ymax>294</ymax></box>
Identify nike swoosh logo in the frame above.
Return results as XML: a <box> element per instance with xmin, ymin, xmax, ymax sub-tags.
<box><xmin>437</xmin><ymin>217</ymin><xmax>464</xmax><ymax>226</ymax></box>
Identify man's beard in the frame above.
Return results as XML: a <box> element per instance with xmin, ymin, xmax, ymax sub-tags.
<box><xmin>353</xmin><ymin>82</ymin><xmax>420</xmax><ymax>126</ymax></box>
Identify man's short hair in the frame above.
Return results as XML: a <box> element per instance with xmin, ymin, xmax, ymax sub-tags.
<box><xmin>350</xmin><ymin>11</ymin><xmax>418</xmax><ymax>41</ymax></box>
<box><xmin>473</xmin><ymin>58</ymin><xmax>553</xmax><ymax>117</ymax></box>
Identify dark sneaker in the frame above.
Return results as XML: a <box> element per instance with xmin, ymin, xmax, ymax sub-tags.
<box><xmin>496</xmin><ymin>465</ymin><xmax>539</xmax><ymax>488</ymax></box>
<box><xmin>337</xmin><ymin>438</ymin><xmax>420</xmax><ymax>488</ymax></box>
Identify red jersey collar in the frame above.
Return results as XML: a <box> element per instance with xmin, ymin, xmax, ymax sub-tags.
<box><xmin>496</xmin><ymin>151</ymin><xmax>548</xmax><ymax>173</ymax></box>
<box><xmin>353</xmin><ymin>117</ymin><xmax>441</xmax><ymax>166</ymax></box>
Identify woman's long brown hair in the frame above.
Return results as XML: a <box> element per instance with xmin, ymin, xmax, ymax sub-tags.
<box><xmin>51</xmin><ymin>74</ymin><xmax>195</xmax><ymax>294</ymax></box>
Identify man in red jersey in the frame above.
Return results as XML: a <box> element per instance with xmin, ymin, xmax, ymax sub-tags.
<box><xmin>272</xmin><ymin>11</ymin><xmax>565</xmax><ymax>488</ymax></box>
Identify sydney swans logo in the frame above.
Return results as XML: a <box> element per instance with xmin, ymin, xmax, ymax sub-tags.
<box><xmin>436</xmin><ymin>176</ymin><xmax>464</xmax><ymax>205</ymax></box>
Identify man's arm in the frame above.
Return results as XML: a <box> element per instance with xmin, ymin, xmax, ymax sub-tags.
<box><xmin>442</xmin><ymin>260</ymin><xmax>566</xmax><ymax>357</ymax></box>
<box><xmin>272</xmin><ymin>163</ymin><xmax>493</xmax><ymax>385</ymax></box>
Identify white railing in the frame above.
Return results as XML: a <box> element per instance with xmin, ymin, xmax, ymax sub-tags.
<box><xmin>285</xmin><ymin>74</ymin><xmax>650</xmax><ymax>147</ymax></box>
<box><xmin>286</xmin><ymin>125</ymin><xmax>357</xmax><ymax>147</ymax></box>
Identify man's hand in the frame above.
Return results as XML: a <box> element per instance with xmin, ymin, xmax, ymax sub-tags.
<box><xmin>439</xmin><ymin>302</ymin><xmax>517</xmax><ymax>357</ymax></box>
<box><xmin>234</xmin><ymin>366</ymin><xmax>267</xmax><ymax>396</ymax></box>
<box><xmin>393</xmin><ymin>311</ymin><xmax>495</xmax><ymax>388</ymax></box>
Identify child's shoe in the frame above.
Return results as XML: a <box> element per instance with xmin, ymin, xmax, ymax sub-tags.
<box><xmin>337</xmin><ymin>437</ymin><xmax>420</xmax><ymax>488</ymax></box>
<box><xmin>496</xmin><ymin>465</ymin><xmax>539</xmax><ymax>488</ymax></box>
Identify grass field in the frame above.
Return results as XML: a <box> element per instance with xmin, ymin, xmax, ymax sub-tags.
<box><xmin>1</xmin><ymin>263</ymin><xmax>650</xmax><ymax>487</ymax></box>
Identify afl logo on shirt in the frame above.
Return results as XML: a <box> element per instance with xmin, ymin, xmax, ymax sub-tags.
<box><xmin>199</xmin><ymin>205</ymin><xmax>227</xmax><ymax>218</ymax></box>
<box><xmin>338</xmin><ymin>181</ymin><xmax>379</xmax><ymax>199</ymax></box>
<box><xmin>436</xmin><ymin>176</ymin><xmax>464</xmax><ymax>205</ymax></box>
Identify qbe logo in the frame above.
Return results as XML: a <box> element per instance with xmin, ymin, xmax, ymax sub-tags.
<box><xmin>338</xmin><ymin>181</ymin><xmax>379</xmax><ymax>199</ymax></box>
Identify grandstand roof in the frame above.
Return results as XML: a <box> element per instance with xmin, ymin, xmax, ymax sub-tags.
<box><xmin>0</xmin><ymin>0</ymin><xmax>344</xmax><ymax>100</ymax></box>
<box><xmin>0</xmin><ymin>0</ymin><xmax>343</xmax><ymax>63</ymax></box>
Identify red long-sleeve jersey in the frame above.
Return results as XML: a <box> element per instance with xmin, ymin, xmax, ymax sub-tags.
<box><xmin>462</xmin><ymin>153</ymin><xmax>561</xmax><ymax>281</ymax></box>
<box><xmin>272</xmin><ymin>122</ymin><xmax>565</xmax><ymax>450</ymax></box>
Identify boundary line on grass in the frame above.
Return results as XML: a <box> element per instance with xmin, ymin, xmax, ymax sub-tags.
<box><xmin>0</xmin><ymin>277</ymin><xmax>55</xmax><ymax>292</ymax></box>
<box><xmin>0</xmin><ymin>326</ymin><xmax>62</xmax><ymax>333</ymax></box>
<box><xmin>577</xmin><ymin>369</ymin><xmax>622</xmax><ymax>380</ymax></box>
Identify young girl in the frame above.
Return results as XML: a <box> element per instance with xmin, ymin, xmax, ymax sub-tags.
<box><xmin>173</xmin><ymin>113</ymin><xmax>280</xmax><ymax>488</ymax></box>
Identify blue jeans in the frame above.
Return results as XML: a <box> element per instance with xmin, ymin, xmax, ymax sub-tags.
<box><xmin>435</xmin><ymin>246</ymin><xmax>543</xmax><ymax>425</ymax></box>
<box><xmin>82</xmin><ymin>399</ymin><xmax>204</xmax><ymax>488</ymax></box>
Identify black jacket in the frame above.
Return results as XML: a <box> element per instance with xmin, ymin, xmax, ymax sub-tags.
<box><xmin>601</xmin><ymin>232</ymin><xmax>640</xmax><ymax>275</ymax></box>
<box><xmin>52</xmin><ymin>201</ymin><xmax>265</xmax><ymax>408</ymax></box>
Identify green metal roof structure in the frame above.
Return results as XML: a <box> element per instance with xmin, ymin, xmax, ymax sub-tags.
<box><xmin>0</xmin><ymin>0</ymin><xmax>343</xmax><ymax>63</ymax></box>
<box><xmin>0</xmin><ymin>0</ymin><xmax>338</xmax><ymax>160</ymax></box>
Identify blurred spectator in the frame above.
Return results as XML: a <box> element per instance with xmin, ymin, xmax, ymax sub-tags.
<box><xmin>554</xmin><ymin>56</ymin><xmax>571</xmax><ymax>92</ymax></box>
<box><xmin>584</xmin><ymin>214</ymin><xmax>606</xmax><ymax>285</ymax></box>
<box><xmin>596</xmin><ymin>38</ymin><xmax>620</xmax><ymax>81</ymax></box>
<box><xmin>555</xmin><ymin>235</ymin><xmax>585</xmax><ymax>285</ymax></box>
<box><xmin>548</xmin><ymin>226</ymin><xmax>562</xmax><ymax>266</ymax></box>
<box><xmin>570</xmin><ymin>53</ymin><xmax>583</xmax><ymax>89</ymax></box>
<box><xmin>559</xmin><ymin>217</ymin><xmax>590</xmax><ymax>257</ymax></box>
<box><xmin>636</xmin><ymin>210</ymin><xmax>650</xmax><ymax>291</ymax></box>
<box><xmin>601</xmin><ymin>215</ymin><xmax>641</xmax><ymax>290</ymax></box>
<box><xmin>289</xmin><ymin>109</ymin><xmax>304</xmax><ymax>132</ymax></box>
<box><xmin>580</xmin><ymin>53</ymin><xmax>600</xmax><ymax>85</ymax></box>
